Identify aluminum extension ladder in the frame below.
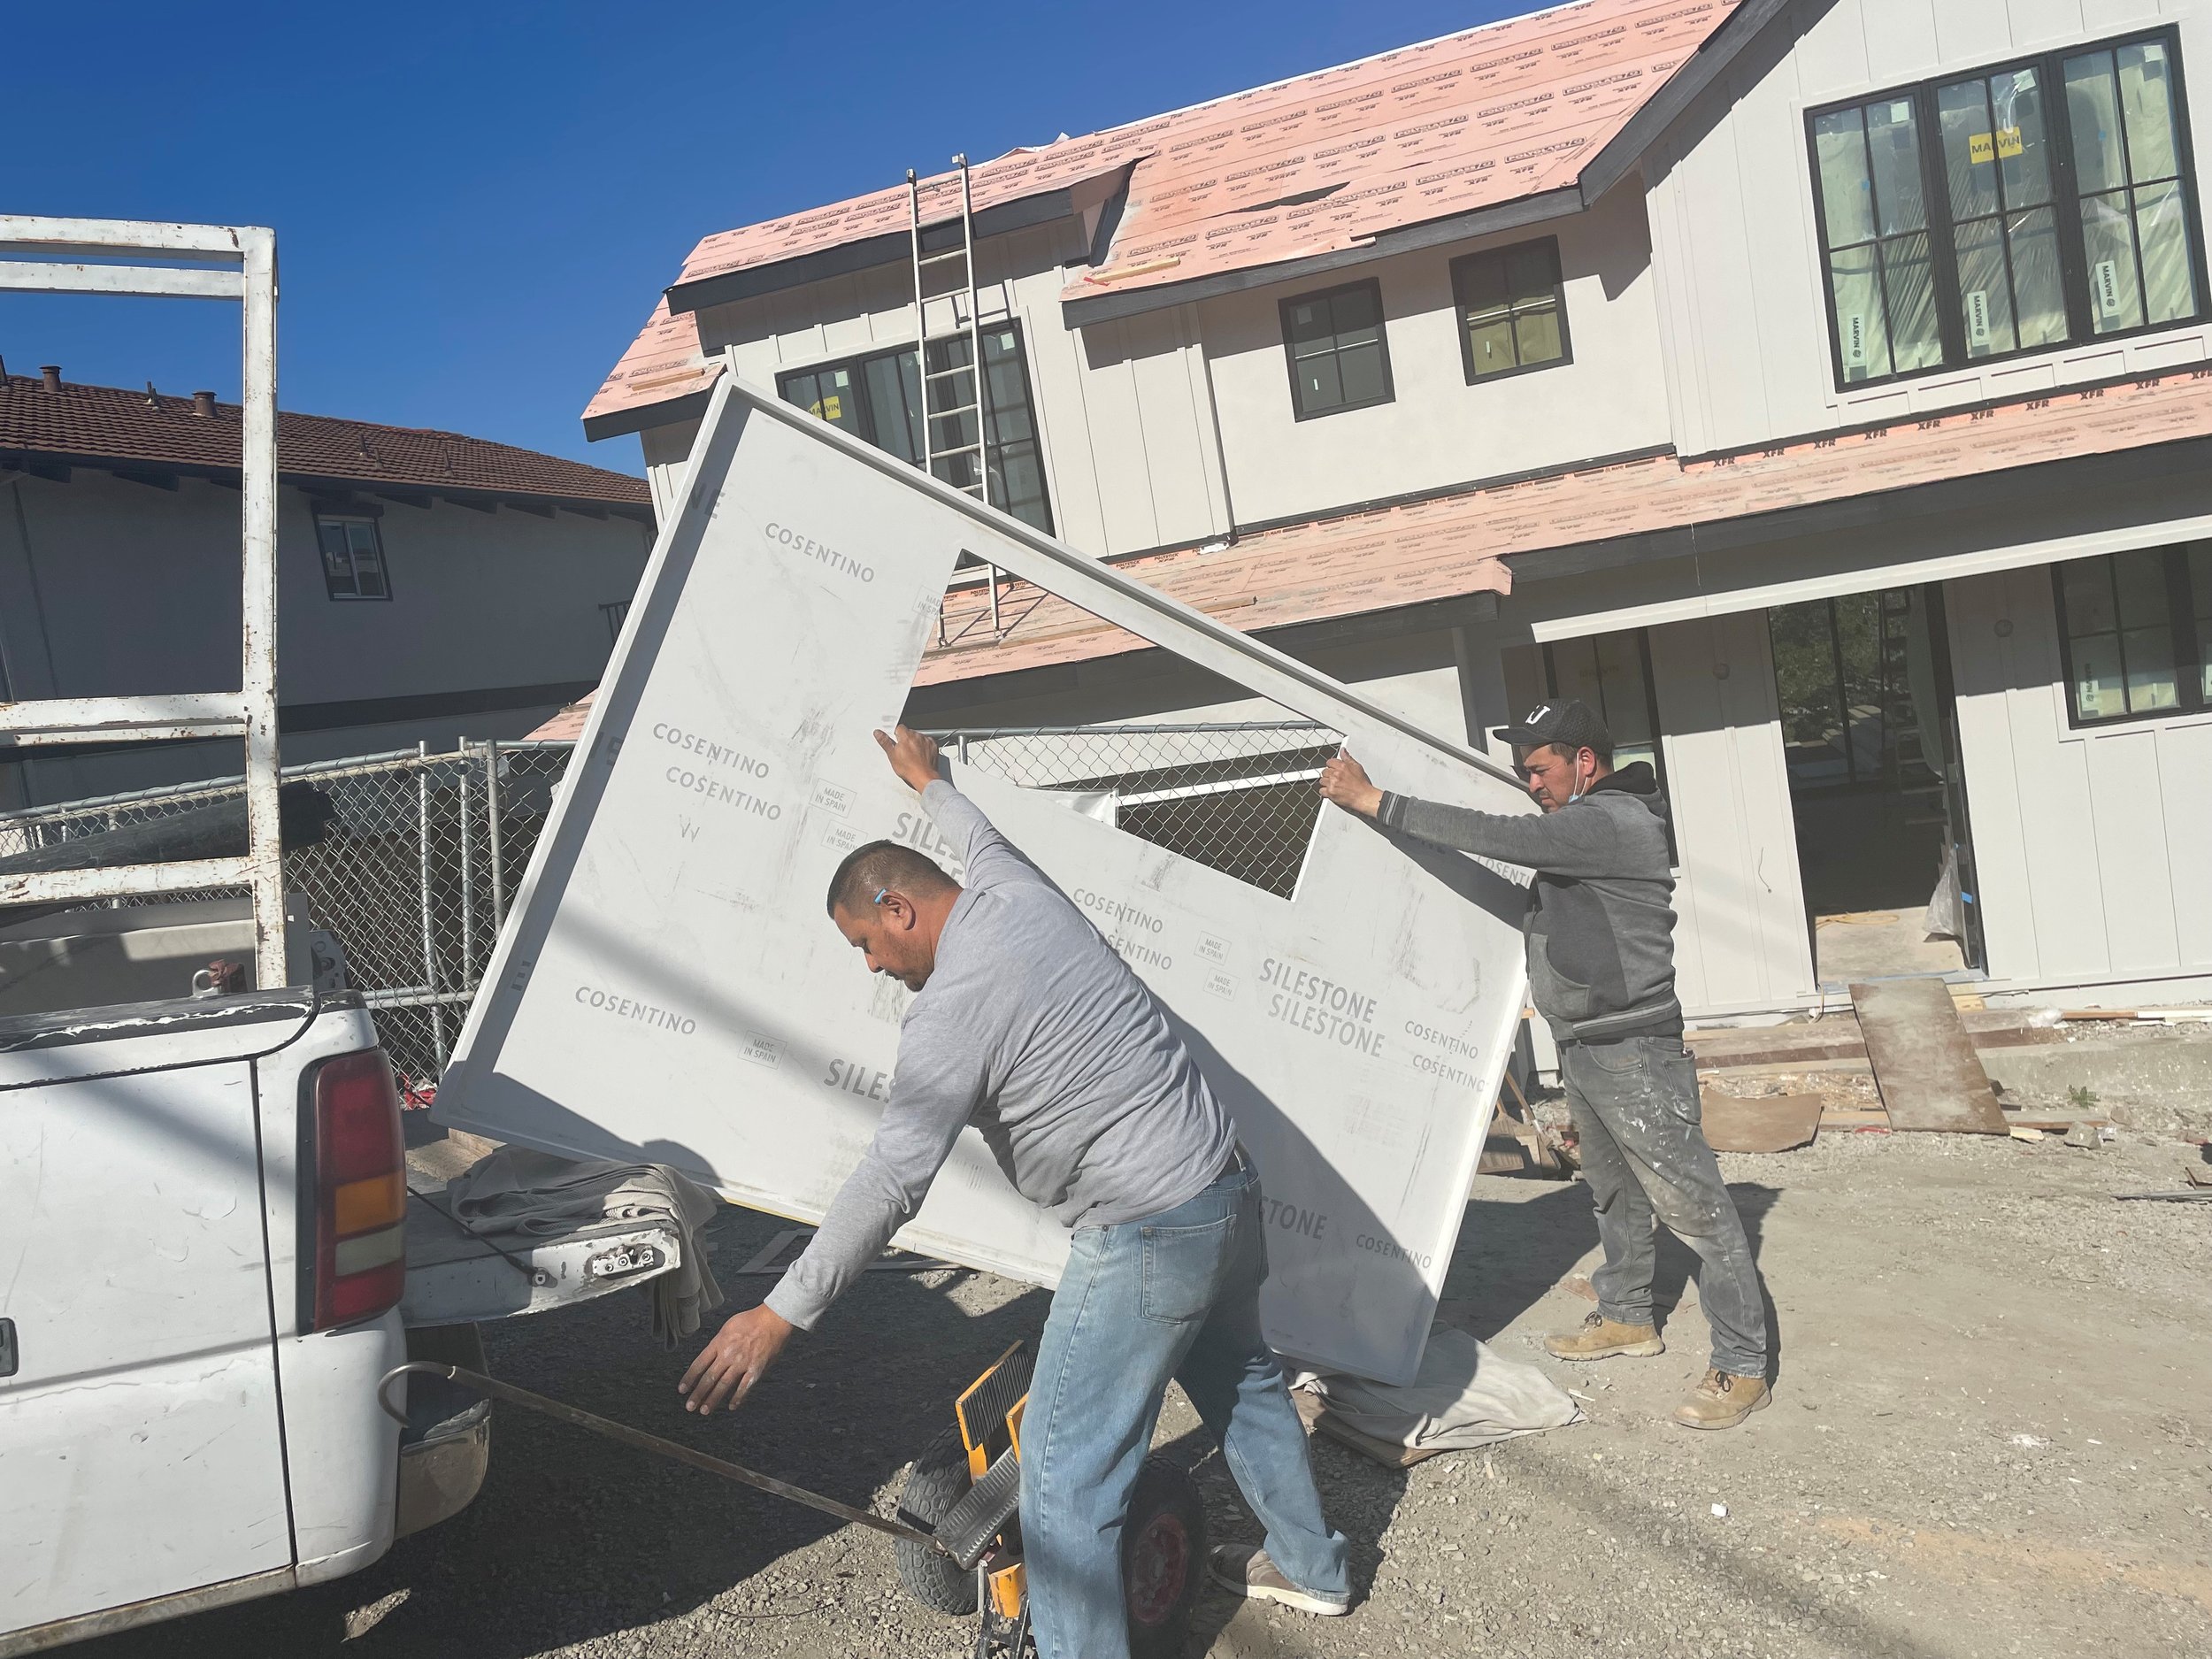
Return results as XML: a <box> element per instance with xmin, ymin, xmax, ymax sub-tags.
<box><xmin>0</xmin><ymin>217</ymin><xmax>288</xmax><ymax>990</ymax></box>
<box><xmin>907</xmin><ymin>156</ymin><xmax>1007</xmax><ymax>636</ymax></box>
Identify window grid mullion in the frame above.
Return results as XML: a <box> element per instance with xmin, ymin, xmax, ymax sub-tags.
<box><xmin>2106</xmin><ymin>560</ymin><xmax>2139</xmax><ymax>712</ymax></box>
<box><xmin>2108</xmin><ymin>54</ymin><xmax>2158</xmax><ymax>326</ymax></box>
<box><xmin>1918</xmin><ymin>82</ymin><xmax>1968</xmax><ymax>365</ymax></box>
<box><xmin>2046</xmin><ymin>48</ymin><xmax>2099</xmax><ymax>339</ymax></box>
<box><xmin>2166</xmin><ymin>549</ymin><xmax>2205</xmax><ymax>711</ymax></box>
<box><xmin>1984</xmin><ymin>81</ymin><xmax>2030</xmax><ymax>348</ymax></box>
<box><xmin>1855</xmin><ymin>111</ymin><xmax>1898</xmax><ymax>372</ymax></box>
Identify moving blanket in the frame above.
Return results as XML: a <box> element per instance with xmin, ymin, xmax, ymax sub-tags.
<box><xmin>1306</xmin><ymin>1326</ymin><xmax>1582</xmax><ymax>1451</ymax></box>
<box><xmin>447</xmin><ymin>1145</ymin><xmax>725</xmax><ymax>1347</ymax></box>
<box><xmin>435</xmin><ymin>374</ymin><xmax>1532</xmax><ymax>1385</ymax></box>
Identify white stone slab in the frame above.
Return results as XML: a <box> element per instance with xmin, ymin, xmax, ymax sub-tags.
<box><xmin>435</xmin><ymin>375</ymin><xmax>1534</xmax><ymax>1384</ymax></box>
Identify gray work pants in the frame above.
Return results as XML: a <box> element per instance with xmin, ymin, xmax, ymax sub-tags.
<box><xmin>1561</xmin><ymin>1035</ymin><xmax>1770</xmax><ymax>1379</ymax></box>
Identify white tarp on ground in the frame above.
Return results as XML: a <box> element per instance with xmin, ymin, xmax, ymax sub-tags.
<box><xmin>434</xmin><ymin>373</ymin><xmax>1532</xmax><ymax>1384</ymax></box>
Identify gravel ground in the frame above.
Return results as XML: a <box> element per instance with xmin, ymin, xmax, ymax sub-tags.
<box><xmin>73</xmin><ymin>1127</ymin><xmax>2212</xmax><ymax>1659</ymax></box>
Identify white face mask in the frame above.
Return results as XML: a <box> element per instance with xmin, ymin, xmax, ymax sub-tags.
<box><xmin>1566</xmin><ymin>752</ymin><xmax>1593</xmax><ymax>804</ymax></box>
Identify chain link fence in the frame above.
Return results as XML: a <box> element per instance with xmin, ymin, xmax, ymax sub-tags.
<box><xmin>0</xmin><ymin>741</ymin><xmax>572</xmax><ymax>1094</ymax></box>
<box><xmin>0</xmin><ymin>722</ymin><xmax>1336</xmax><ymax>1088</ymax></box>
<box><xmin>932</xmin><ymin>722</ymin><xmax>1340</xmax><ymax>897</ymax></box>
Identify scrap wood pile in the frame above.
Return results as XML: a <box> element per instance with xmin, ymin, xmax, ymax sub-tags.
<box><xmin>1481</xmin><ymin>996</ymin><xmax>2212</xmax><ymax>1167</ymax></box>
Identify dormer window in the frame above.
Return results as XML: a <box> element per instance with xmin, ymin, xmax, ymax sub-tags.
<box><xmin>1808</xmin><ymin>27</ymin><xmax>2206</xmax><ymax>388</ymax></box>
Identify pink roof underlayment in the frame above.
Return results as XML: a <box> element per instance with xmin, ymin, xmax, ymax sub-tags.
<box><xmin>583</xmin><ymin>0</ymin><xmax>1747</xmax><ymax>434</ymax></box>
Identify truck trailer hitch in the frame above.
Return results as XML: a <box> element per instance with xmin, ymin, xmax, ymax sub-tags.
<box><xmin>375</xmin><ymin>1361</ymin><xmax>947</xmax><ymax>1552</ymax></box>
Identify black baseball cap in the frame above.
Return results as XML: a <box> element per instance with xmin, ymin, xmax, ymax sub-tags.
<box><xmin>1508</xmin><ymin>698</ymin><xmax>1612</xmax><ymax>756</ymax></box>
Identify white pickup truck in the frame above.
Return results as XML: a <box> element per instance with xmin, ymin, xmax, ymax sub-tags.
<box><xmin>0</xmin><ymin>901</ymin><xmax>687</xmax><ymax>1655</ymax></box>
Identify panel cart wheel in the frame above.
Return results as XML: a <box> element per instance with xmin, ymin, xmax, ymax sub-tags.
<box><xmin>894</xmin><ymin>1424</ymin><xmax>982</xmax><ymax>1614</ymax></box>
<box><xmin>1122</xmin><ymin>1455</ymin><xmax>1208</xmax><ymax>1659</ymax></box>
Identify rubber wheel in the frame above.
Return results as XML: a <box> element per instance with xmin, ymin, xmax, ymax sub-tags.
<box><xmin>1122</xmin><ymin>1455</ymin><xmax>1208</xmax><ymax>1659</ymax></box>
<box><xmin>894</xmin><ymin>1424</ymin><xmax>979</xmax><ymax>1615</ymax></box>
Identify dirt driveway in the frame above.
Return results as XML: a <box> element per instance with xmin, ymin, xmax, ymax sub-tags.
<box><xmin>73</xmin><ymin>1130</ymin><xmax>2212</xmax><ymax>1659</ymax></box>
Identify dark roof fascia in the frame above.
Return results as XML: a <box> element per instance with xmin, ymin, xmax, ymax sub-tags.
<box><xmin>1060</xmin><ymin>186</ymin><xmax>1584</xmax><ymax>327</ymax></box>
<box><xmin>582</xmin><ymin>384</ymin><xmax>717</xmax><ymax>443</ymax></box>
<box><xmin>1</xmin><ymin>448</ymin><xmax>651</xmax><ymax>523</ymax></box>
<box><xmin>665</xmin><ymin>184</ymin><xmax>1087</xmax><ymax>318</ymax></box>
<box><xmin>1575</xmin><ymin>0</ymin><xmax>1799</xmax><ymax>205</ymax></box>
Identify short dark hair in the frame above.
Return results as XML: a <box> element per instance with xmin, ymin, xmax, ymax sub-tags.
<box><xmin>825</xmin><ymin>840</ymin><xmax>959</xmax><ymax>917</ymax></box>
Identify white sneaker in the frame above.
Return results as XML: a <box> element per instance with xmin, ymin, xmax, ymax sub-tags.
<box><xmin>1208</xmin><ymin>1545</ymin><xmax>1351</xmax><ymax>1616</ymax></box>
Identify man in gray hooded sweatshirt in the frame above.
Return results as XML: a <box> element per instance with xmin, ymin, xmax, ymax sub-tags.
<box><xmin>1320</xmin><ymin>700</ymin><xmax>1770</xmax><ymax>1429</ymax></box>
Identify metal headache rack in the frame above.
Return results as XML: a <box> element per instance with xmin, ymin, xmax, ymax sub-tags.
<box><xmin>0</xmin><ymin>216</ymin><xmax>287</xmax><ymax>989</ymax></box>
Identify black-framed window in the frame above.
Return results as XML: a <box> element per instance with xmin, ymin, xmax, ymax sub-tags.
<box><xmin>777</xmin><ymin>323</ymin><xmax>1053</xmax><ymax>534</ymax></box>
<box><xmin>315</xmin><ymin>513</ymin><xmax>390</xmax><ymax>601</ymax></box>
<box><xmin>1279</xmin><ymin>280</ymin><xmax>1392</xmax><ymax>419</ymax></box>
<box><xmin>1452</xmin><ymin>239</ymin><xmax>1571</xmax><ymax>382</ymax></box>
<box><xmin>1499</xmin><ymin>628</ymin><xmax>1674</xmax><ymax>862</ymax></box>
<box><xmin>1808</xmin><ymin>27</ymin><xmax>2208</xmax><ymax>388</ymax></box>
<box><xmin>1540</xmin><ymin>631</ymin><xmax>1666</xmax><ymax>787</ymax></box>
<box><xmin>2052</xmin><ymin>544</ymin><xmax>2211</xmax><ymax>725</ymax></box>
<box><xmin>1768</xmin><ymin>589</ymin><xmax>1951</xmax><ymax>793</ymax></box>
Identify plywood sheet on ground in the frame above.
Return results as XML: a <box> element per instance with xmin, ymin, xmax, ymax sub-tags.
<box><xmin>437</xmin><ymin>375</ymin><xmax>1532</xmax><ymax>1385</ymax></box>
<box><xmin>1850</xmin><ymin>979</ymin><xmax>2006</xmax><ymax>1134</ymax></box>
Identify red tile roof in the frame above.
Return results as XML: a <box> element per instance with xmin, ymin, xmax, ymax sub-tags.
<box><xmin>585</xmin><ymin>0</ymin><xmax>1745</xmax><ymax>433</ymax></box>
<box><xmin>4</xmin><ymin>373</ymin><xmax>651</xmax><ymax>514</ymax></box>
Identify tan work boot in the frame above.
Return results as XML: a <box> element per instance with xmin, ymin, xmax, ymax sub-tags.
<box><xmin>1672</xmin><ymin>1367</ymin><xmax>1771</xmax><ymax>1429</ymax></box>
<box><xmin>1544</xmin><ymin>1310</ymin><xmax>1664</xmax><ymax>1361</ymax></box>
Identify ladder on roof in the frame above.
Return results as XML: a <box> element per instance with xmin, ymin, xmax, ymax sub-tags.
<box><xmin>0</xmin><ymin>216</ymin><xmax>289</xmax><ymax>989</ymax></box>
<box><xmin>908</xmin><ymin>155</ymin><xmax>990</xmax><ymax>510</ymax></box>
<box><xmin>908</xmin><ymin>156</ymin><xmax>1005</xmax><ymax>637</ymax></box>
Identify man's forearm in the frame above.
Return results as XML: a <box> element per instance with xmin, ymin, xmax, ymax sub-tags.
<box><xmin>764</xmin><ymin>1156</ymin><xmax>911</xmax><ymax>1330</ymax></box>
<box><xmin>764</xmin><ymin>1018</ymin><xmax>982</xmax><ymax>1330</ymax></box>
<box><xmin>1379</xmin><ymin>791</ymin><xmax>1616</xmax><ymax>876</ymax></box>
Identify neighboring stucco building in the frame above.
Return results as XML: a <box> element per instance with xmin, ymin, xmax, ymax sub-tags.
<box><xmin>0</xmin><ymin>369</ymin><xmax>654</xmax><ymax>805</ymax></box>
<box><xmin>580</xmin><ymin>0</ymin><xmax>2212</xmax><ymax>1018</ymax></box>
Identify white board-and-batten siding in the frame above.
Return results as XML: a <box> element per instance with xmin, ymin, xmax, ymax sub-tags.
<box><xmin>1946</xmin><ymin>564</ymin><xmax>2212</xmax><ymax>989</ymax></box>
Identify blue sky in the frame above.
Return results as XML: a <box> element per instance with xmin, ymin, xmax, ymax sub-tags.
<box><xmin>11</xmin><ymin>1</ymin><xmax>1521</xmax><ymax>476</ymax></box>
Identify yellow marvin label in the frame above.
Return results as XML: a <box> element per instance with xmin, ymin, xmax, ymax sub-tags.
<box><xmin>1967</xmin><ymin>127</ymin><xmax>2024</xmax><ymax>165</ymax></box>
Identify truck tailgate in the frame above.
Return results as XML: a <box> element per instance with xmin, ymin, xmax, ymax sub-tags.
<box><xmin>401</xmin><ymin>1141</ymin><xmax>683</xmax><ymax>1327</ymax></box>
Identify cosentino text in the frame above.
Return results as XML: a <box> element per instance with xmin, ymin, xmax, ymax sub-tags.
<box><xmin>574</xmin><ymin>986</ymin><xmax>697</xmax><ymax>1034</ymax></box>
<box><xmin>652</xmin><ymin>723</ymin><xmax>771</xmax><ymax>779</ymax></box>
<box><xmin>764</xmin><ymin>521</ymin><xmax>874</xmax><ymax>583</ymax></box>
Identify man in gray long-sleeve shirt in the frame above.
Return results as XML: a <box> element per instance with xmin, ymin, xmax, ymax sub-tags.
<box><xmin>1320</xmin><ymin>700</ymin><xmax>1772</xmax><ymax>1430</ymax></box>
<box><xmin>680</xmin><ymin>726</ymin><xmax>1349</xmax><ymax>1657</ymax></box>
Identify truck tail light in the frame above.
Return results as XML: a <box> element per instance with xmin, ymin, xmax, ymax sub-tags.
<box><xmin>309</xmin><ymin>1048</ymin><xmax>406</xmax><ymax>1330</ymax></box>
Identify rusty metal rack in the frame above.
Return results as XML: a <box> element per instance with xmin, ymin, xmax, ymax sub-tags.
<box><xmin>0</xmin><ymin>216</ymin><xmax>287</xmax><ymax>988</ymax></box>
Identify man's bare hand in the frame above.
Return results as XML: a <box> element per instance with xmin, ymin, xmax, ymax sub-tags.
<box><xmin>679</xmin><ymin>1304</ymin><xmax>795</xmax><ymax>1415</ymax></box>
<box><xmin>1318</xmin><ymin>750</ymin><xmax>1385</xmax><ymax>819</ymax></box>
<box><xmin>874</xmin><ymin>725</ymin><xmax>943</xmax><ymax>795</ymax></box>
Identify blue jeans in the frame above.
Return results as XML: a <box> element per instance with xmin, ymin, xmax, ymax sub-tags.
<box><xmin>1022</xmin><ymin>1158</ymin><xmax>1350</xmax><ymax>1659</ymax></box>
